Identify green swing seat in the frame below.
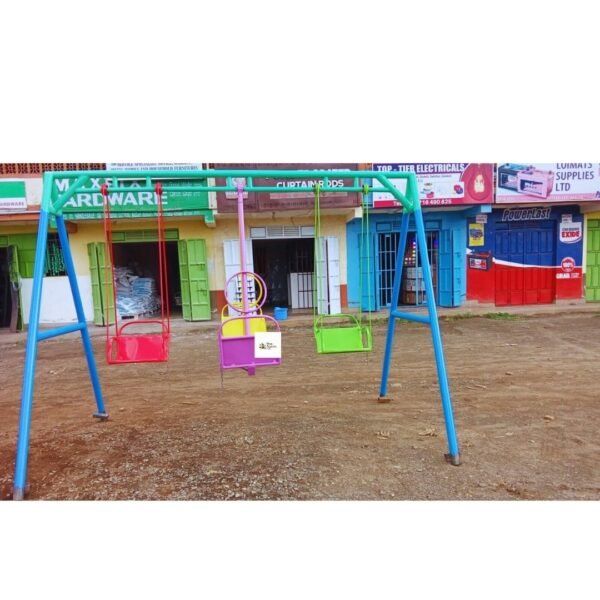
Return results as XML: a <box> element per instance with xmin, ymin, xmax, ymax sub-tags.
<box><xmin>313</xmin><ymin>182</ymin><xmax>373</xmax><ymax>355</ymax></box>
<box><xmin>314</xmin><ymin>314</ymin><xmax>372</xmax><ymax>354</ymax></box>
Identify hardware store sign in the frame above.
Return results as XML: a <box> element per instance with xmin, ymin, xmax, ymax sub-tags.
<box><xmin>0</xmin><ymin>181</ymin><xmax>27</xmax><ymax>210</ymax></box>
<box><xmin>54</xmin><ymin>176</ymin><xmax>210</xmax><ymax>219</ymax></box>
<box><xmin>496</xmin><ymin>163</ymin><xmax>600</xmax><ymax>203</ymax></box>
<box><xmin>372</xmin><ymin>163</ymin><xmax>494</xmax><ymax>208</ymax></box>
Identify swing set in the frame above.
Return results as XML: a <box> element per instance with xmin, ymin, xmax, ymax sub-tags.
<box><xmin>12</xmin><ymin>168</ymin><xmax>461</xmax><ymax>500</ymax></box>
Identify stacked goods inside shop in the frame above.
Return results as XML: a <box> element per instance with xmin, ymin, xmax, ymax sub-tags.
<box><xmin>114</xmin><ymin>267</ymin><xmax>161</xmax><ymax>318</ymax></box>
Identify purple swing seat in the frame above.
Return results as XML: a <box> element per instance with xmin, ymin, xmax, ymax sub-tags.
<box><xmin>218</xmin><ymin>315</ymin><xmax>281</xmax><ymax>371</ymax></box>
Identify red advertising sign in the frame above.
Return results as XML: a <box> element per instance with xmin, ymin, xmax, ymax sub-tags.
<box><xmin>372</xmin><ymin>163</ymin><xmax>494</xmax><ymax>208</ymax></box>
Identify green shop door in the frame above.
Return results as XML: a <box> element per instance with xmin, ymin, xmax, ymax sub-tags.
<box><xmin>8</xmin><ymin>246</ymin><xmax>22</xmax><ymax>331</ymax></box>
<box><xmin>586</xmin><ymin>219</ymin><xmax>600</xmax><ymax>301</ymax></box>
<box><xmin>178</xmin><ymin>239</ymin><xmax>211</xmax><ymax>320</ymax></box>
<box><xmin>88</xmin><ymin>242</ymin><xmax>115</xmax><ymax>326</ymax></box>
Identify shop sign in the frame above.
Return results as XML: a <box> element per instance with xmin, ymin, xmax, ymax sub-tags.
<box><xmin>476</xmin><ymin>214</ymin><xmax>488</xmax><ymax>224</ymax></box>
<box><xmin>106</xmin><ymin>163</ymin><xmax>204</xmax><ymax>171</ymax></box>
<box><xmin>468</xmin><ymin>252</ymin><xmax>492</xmax><ymax>271</ymax></box>
<box><xmin>372</xmin><ymin>163</ymin><xmax>494</xmax><ymax>208</ymax></box>
<box><xmin>469</xmin><ymin>223</ymin><xmax>485</xmax><ymax>246</ymax></box>
<box><xmin>501</xmin><ymin>207</ymin><xmax>551</xmax><ymax>222</ymax></box>
<box><xmin>214</xmin><ymin>163</ymin><xmax>361</xmax><ymax>212</ymax></box>
<box><xmin>559</xmin><ymin>221</ymin><xmax>582</xmax><ymax>244</ymax></box>
<box><xmin>54</xmin><ymin>175</ymin><xmax>210</xmax><ymax>220</ymax></box>
<box><xmin>496</xmin><ymin>163</ymin><xmax>600</xmax><ymax>203</ymax></box>
<box><xmin>0</xmin><ymin>181</ymin><xmax>27</xmax><ymax>210</ymax></box>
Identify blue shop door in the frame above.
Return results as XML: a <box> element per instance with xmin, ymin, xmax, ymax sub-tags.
<box><xmin>360</xmin><ymin>233</ymin><xmax>376</xmax><ymax>311</ymax></box>
<box><xmin>452</xmin><ymin>226</ymin><xmax>466</xmax><ymax>306</ymax></box>
<box><xmin>438</xmin><ymin>230</ymin><xmax>453</xmax><ymax>307</ymax></box>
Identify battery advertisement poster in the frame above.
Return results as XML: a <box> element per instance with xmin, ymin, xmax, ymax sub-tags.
<box><xmin>496</xmin><ymin>163</ymin><xmax>600</xmax><ymax>203</ymax></box>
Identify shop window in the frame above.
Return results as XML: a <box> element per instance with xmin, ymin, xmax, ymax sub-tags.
<box><xmin>45</xmin><ymin>234</ymin><xmax>67</xmax><ymax>277</ymax></box>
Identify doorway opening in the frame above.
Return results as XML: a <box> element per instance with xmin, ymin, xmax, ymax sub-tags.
<box><xmin>0</xmin><ymin>247</ymin><xmax>12</xmax><ymax>328</ymax></box>
<box><xmin>252</xmin><ymin>238</ymin><xmax>314</xmax><ymax>309</ymax></box>
<box><xmin>111</xmin><ymin>241</ymin><xmax>182</xmax><ymax>318</ymax></box>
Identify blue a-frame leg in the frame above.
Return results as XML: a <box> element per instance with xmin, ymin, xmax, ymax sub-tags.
<box><xmin>378</xmin><ymin>208</ymin><xmax>461</xmax><ymax>465</ymax></box>
<box><xmin>12</xmin><ymin>209</ymin><xmax>108</xmax><ymax>500</ymax></box>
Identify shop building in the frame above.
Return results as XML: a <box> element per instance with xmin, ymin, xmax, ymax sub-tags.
<box><xmin>466</xmin><ymin>163</ymin><xmax>600</xmax><ymax>306</ymax></box>
<box><xmin>0</xmin><ymin>163</ymin><xmax>216</xmax><ymax>328</ymax></box>
<box><xmin>212</xmin><ymin>163</ymin><xmax>361</xmax><ymax>315</ymax></box>
<box><xmin>1</xmin><ymin>163</ymin><xmax>361</xmax><ymax>327</ymax></box>
<box><xmin>1</xmin><ymin>164</ymin><xmax>103</xmax><ymax>330</ymax></box>
<box><xmin>467</xmin><ymin>205</ymin><xmax>584</xmax><ymax>305</ymax></box>
<box><xmin>347</xmin><ymin>163</ymin><xmax>494</xmax><ymax>309</ymax></box>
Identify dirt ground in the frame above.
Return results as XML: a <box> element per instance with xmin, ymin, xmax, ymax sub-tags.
<box><xmin>1</xmin><ymin>310</ymin><xmax>600</xmax><ymax>500</ymax></box>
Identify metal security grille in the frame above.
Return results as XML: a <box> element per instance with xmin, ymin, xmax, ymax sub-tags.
<box><xmin>45</xmin><ymin>234</ymin><xmax>67</xmax><ymax>277</ymax></box>
<box><xmin>289</xmin><ymin>239</ymin><xmax>314</xmax><ymax>308</ymax></box>
<box><xmin>378</xmin><ymin>232</ymin><xmax>399</xmax><ymax>307</ymax></box>
<box><xmin>378</xmin><ymin>231</ymin><xmax>438</xmax><ymax>307</ymax></box>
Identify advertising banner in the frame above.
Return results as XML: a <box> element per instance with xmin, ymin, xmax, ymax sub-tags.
<box><xmin>468</xmin><ymin>223</ymin><xmax>485</xmax><ymax>246</ymax></box>
<box><xmin>371</xmin><ymin>163</ymin><xmax>494</xmax><ymax>208</ymax></box>
<box><xmin>496</xmin><ymin>163</ymin><xmax>600</xmax><ymax>203</ymax></box>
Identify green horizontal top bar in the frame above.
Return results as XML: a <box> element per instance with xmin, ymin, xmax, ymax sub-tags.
<box><xmin>44</xmin><ymin>169</ymin><xmax>419</xmax><ymax>215</ymax></box>
<box><xmin>90</xmin><ymin>185</ymin><xmax>368</xmax><ymax>194</ymax></box>
<box><xmin>47</xmin><ymin>169</ymin><xmax>413</xmax><ymax>179</ymax></box>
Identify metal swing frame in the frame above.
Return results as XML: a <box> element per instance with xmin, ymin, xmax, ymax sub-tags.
<box><xmin>12</xmin><ymin>168</ymin><xmax>460</xmax><ymax>500</ymax></box>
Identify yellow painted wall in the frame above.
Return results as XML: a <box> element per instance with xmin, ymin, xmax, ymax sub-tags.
<box><xmin>0</xmin><ymin>224</ymin><xmax>38</xmax><ymax>236</ymax></box>
<box><xmin>66</xmin><ymin>213</ymin><xmax>350</xmax><ymax>291</ymax></box>
<box><xmin>68</xmin><ymin>218</ymin><xmax>215</xmax><ymax>277</ymax></box>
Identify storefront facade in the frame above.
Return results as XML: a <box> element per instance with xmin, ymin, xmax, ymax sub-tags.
<box><xmin>465</xmin><ymin>163</ymin><xmax>600</xmax><ymax>306</ymax></box>
<box><xmin>212</xmin><ymin>163</ymin><xmax>361</xmax><ymax>315</ymax></box>
<box><xmin>1</xmin><ymin>165</ymin><xmax>103</xmax><ymax>329</ymax></box>
<box><xmin>467</xmin><ymin>204</ymin><xmax>584</xmax><ymax>305</ymax></box>
<box><xmin>1</xmin><ymin>163</ymin><xmax>360</xmax><ymax>326</ymax></box>
<box><xmin>0</xmin><ymin>164</ymin><xmax>216</xmax><ymax>327</ymax></box>
<box><xmin>347</xmin><ymin>163</ymin><xmax>494</xmax><ymax>309</ymax></box>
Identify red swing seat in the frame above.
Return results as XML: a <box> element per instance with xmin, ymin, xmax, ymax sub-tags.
<box><xmin>101</xmin><ymin>182</ymin><xmax>171</xmax><ymax>365</ymax></box>
<box><xmin>106</xmin><ymin>321</ymin><xmax>170</xmax><ymax>364</ymax></box>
